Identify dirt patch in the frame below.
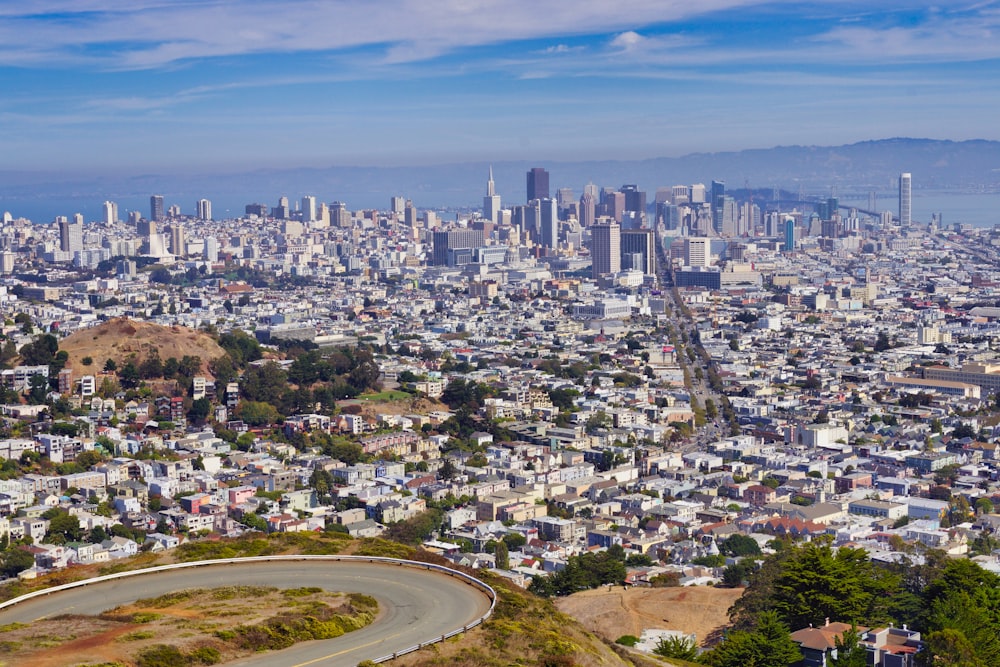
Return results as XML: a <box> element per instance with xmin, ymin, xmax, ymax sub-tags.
<box><xmin>554</xmin><ymin>586</ymin><xmax>743</xmax><ymax>647</ymax></box>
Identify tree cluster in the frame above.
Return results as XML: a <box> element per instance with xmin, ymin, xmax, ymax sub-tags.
<box><xmin>528</xmin><ymin>544</ymin><xmax>627</xmax><ymax>597</ymax></box>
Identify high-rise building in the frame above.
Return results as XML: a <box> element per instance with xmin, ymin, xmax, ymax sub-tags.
<box><xmin>621</xmin><ymin>229</ymin><xmax>656</xmax><ymax>275</ymax></box>
<box><xmin>526</xmin><ymin>167</ymin><xmax>549</xmax><ymax>202</ymax></box>
<box><xmin>204</xmin><ymin>236</ymin><xmax>219</xmax><ymax>262</ymax></box>
<box><xmin>602</xmin><ymin>190</ymin><xmax>624</xmax><ymax>222</ymax></box>
<box><xmin>170</xmin><ymin>224</ymin><xmax>185</xmax><ymax>256</ymax></box>
<box><xmin>102</xmin><ymin>201</ymin><xmax>118</xmax><ymax>225</ymax></box>
<box><xmin>483</xmin><ymin>166</ymin><xmax>501</xmax><ymax>224</ymax></box>
<box><xmin>690</xmin><ymin>183</ymin><xmax>706</xmax><ymax>204</ymax></box>
<box><xmin>197</xmin><ymin>199</ymin><xmax>212</xmax><ymax>221</ymax></box>
<box><xmin>59</xmin><ymin>217</ymin><xmax>84</xmax><ymax>254</ymax></box>
<box><xmin>620</xmin><ymin>185</ymin><xmax>647</xmax><ymax>218</ymax></box>
<box><xmin>301</xmin><ymin>196</ymin><xmax>316</xmax><ymax>223</ymax></box>
<box><xmin>899</xmin><ymin>172</ymin><xmax>912</xmax><ymax>227</ymax></box>
<box><xmin>150</xmin><ymin>195</ymin><xmax>164</xmax><ymax>222</ymax></box>
<box><xmin>784</xmin><ymin>217</ymin><xmax>797</xmax><ymax>253</ymax></box>
<box><xmin>684</xmin><ymin>237</ymin><xmax>711</xmax><ymax>267</ymax></box>
<box><xmin>272</xmin><ymin>196</ymin><xmax>290</xmax><ymax>220</ymax></box>
<box><xmin>330</xmin><ymin>202</ymin><xmax>350</xmax><ymax>227</ymax></box>
<box><xmin>672</xmin><ymin>185</ymin><xmax>690</xmax><ymax>204</ymax></box>
<box><xmin>579</xmin><ymin>192</ymin><xmax>596</xmax><ymax>227</ymax></box>
<box><xmin>591</xmin><ymin>221</ymin><xmax>621</xmax><ymax>278</ymax></box>
<box><xmin>390</xmin><ymin>196</ymin><xmax>406</xmax><ymax>216</ymax></box>
<box><xmin>432</xmin><ymin>229</ymin><xmax>485</xmax><ymax>266</ymax></box>
<box><xmin>711</xmin><ymin>180</ymin><xmax>726</xmax><ymax>234</ymax></box>
<box><xmin>539</xmin><ymin>198</ymin><xmax>558</xmax><ymax>250</ymax></box>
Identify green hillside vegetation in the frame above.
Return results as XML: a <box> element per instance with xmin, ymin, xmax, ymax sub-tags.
<box><xmin>0</xmin><ymin>528</ymin><xmax>660</xmax><ymax>667</ymax></box>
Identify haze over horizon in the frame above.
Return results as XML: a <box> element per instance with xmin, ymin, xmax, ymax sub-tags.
<box><xmin>2</xmin><ymin>1</ymin><xmax>999</xmax><ymax>174</ymax></box>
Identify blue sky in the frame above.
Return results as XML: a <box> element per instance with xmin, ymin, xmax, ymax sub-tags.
<box><xmin>1</xmin><ymin>0</ymin><xmax>998</xmax><ymax>172</ymax></box>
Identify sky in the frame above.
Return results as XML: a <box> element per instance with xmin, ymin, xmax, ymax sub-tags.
<box><xmin>1</xmin><ymin>0</ymin><xmax>999</xmax><ymax>174</ymax></box>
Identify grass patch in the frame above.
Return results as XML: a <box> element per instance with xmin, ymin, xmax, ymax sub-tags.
<box><xmin>0</xmin><ymin>622</ymin><xmax>27</xmax><ymax>633</ymax></box>
<box><xmin>134</xmin><ymin>591</ymin><xmax>195</xmax><ymax>608</ymax></box>
<box><xmin>358</xmin><ymin>390</ymin><xmax>411</xmax><ymax>401</ymax></box>
<box><xmin>118</xmin><ymin>630</ymin><xmax>156</xmax><ymax>642</ymax></box>
<box><xmin>281</xmin><ymin>587</ymin><xmax>323</xmax><ymax>598</ymax></box>
<box><xmin>211</xmin><ymin>586</ymin><xmax>275</xmax><ymax>600</ymax></box>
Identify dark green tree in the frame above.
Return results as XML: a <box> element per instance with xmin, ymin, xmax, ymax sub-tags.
<box><xmin>495</xmin><ymin>539</ymin><xmax>509</xmax><ymax>570</ymax></box>
<box><xmin>719</xmin><ymin>534</ymin><xmax>762</xmax><ymax>557</ymax></box>
<box><xmin>702</xmin><ymin>611</ymin><xmax>801</xmax><ymax>667</ymax></box>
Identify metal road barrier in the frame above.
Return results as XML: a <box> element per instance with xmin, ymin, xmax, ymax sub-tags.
<box><xmin>0</xmin><ymin>555</ymin><xmax>497</xmax><ymax>664</ymax></box>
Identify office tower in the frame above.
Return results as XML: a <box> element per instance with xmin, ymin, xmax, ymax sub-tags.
<box><xmin>784</xmin><ymin>217</ymin><xmax>796</xmax><ymax>252</ymax></box>
<box><xmin>868</xmin><ymin>191</ymin><xmax>877</xmax><ymax>213</ymax></box>
<box><xmin>739</xmin><ymin>202</ymin><xmax>760</xmax><ymax>236</ymax></box>
<box><xmin>167</xmin><ymin>204</ymin><xmax>180</xmax><ymax>218</ymax></box>
<box><xmin>684</xmin><ymin>237</ymin><xmax>711</xmax><ymax>267</ymax></box>
<box><xmin>432</xmin><ymin>229</ymin><xmax>485</xmax><ymax>266</ymax></box>
<box><xmin>137</xmin><ymin>219</ymin><xmax>157</xmax><ymax>238</ymax></box>
<box><xmin>621</xmin><ymin>229</ymin><xmax>656</xmax><ymax>275</ymax></box>
<box><xmin>245</xmin><ymin>203</ymin><xmax>268</xmax><ymax>217</ymax></box>
<box><xmin>659</xmin><ymin>203</ymin><xmax>681</xmax><ymax>230</ymax></box>
<box><xmin>272</xmin><ymin>196</ymin><xmax>290</xmax><ymax>220</ymax></box>
<box><xmin>390</xmin><ymin>196</ymin><xmax>406</xmax><ymax>216</ymax></box>
<box><xmin>330</xmin><ymin>202</ymin><xmax>350</xmax><ymax>227</ymax></box>
<box><xmin>170</xmin><ymin>224</ymin><xmax>185</xmax><ymax>256</ymax></box>
<box><xmin>102</xmin><ymin>201</ymin><xmax>118</xmax><ymax>225</ymax></box>
<box><xmin>60</xmin><ymin>217</ymin><xmax>84</xmax><ymax>254</ymax></box>
<box><xmin>556</xmin><ymin>187</ymin><xmax>575</xmax><ymax>208</ymax></box>
<box><xmin>539</xmin><ymin>198</ymin><xmax>558</xmax><ymax>250</ymax></box>
<box><xmin>720</xmin><ymin>196</ymin><xmax>737</xmax><ymax>236</ymax></box>
<box><xmin>526</xmin><ymin>167</ymin><xmax>549</xmax><ymax>202</ymax></box>
<box><xmin>0</xmin><ymin>251</ymin><xmax>14</xmax><ymax>274</ymax></box>
<box><xmin>602</xmin><ymin>190</ymin><xmax>624</xmax><ymax>222</ymax></box>
<box><xmin>899</xmin><ymin>172</ymin><xmax>911</xmax><ymax>227</ymax></box>
<box><xmin>483</xmin><ymin>166</ymin><xmax>501</xmax><ymax>223</ymax></box>
<box><xmin>620</xmin><ymin>185</ymin><xmax>647</xmax><ymax>217</ymax></box>
<box><xmin>655</xmin><ymin>187</ymin><xmax>672</xmax><ymax>205</ymax></box>
<box><xmin>72</xmin><ymin>213</ymin><xmax>84</xmax><ymax>225</ymax></box>
<box><xmin>197</xmin><ymin>199</ymin><xmax>212</xmax><ymax>221</ymax></box>
<box><xmin>690</xmin><ymin>183</ymin><xmax>706</xmax><ymax>204</ymax></box>
<box><xmin>583</xmin><ymin>182</ymin><xmax>599</xmax><ymax>201</ymax></box>
<box><xmin>711</xmin><ymin>180</ymin><xmax>725</xmax><ymax>234</ymax></box>
<box><xmin>150</xmin><ymin>195</ymin><xmax>164</xmax><ymax>222</ymax></box>
<box><xmin>591</xmin><ymin>221</ymin><xmax>621</xmax><ymax>278</ymax></box>
<box><xmin>672</xmin><ymin>185</ymin><xmax>690</xmax><ymax>204</ymax></box>
<box><xmin>301</xmin><ymin>196</ymin><xmax>316</xmax><ymax>222</ymax></box>
<box><xmin>204</xmin><ymin>236</ymin><xmax>219</xmax><ymax>262</ymax></box>
<box><xmin>579</xmin><ymin>192</ymin><xmax>596</xmax><ymax>227</ymax></box>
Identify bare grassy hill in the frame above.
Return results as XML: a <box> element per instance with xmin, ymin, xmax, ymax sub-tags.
<box><xmin>59</xmin><ymin>318</ymin><xmax>226</xmax><ymax>375</ymax></box>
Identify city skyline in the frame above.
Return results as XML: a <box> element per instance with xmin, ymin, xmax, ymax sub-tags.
<box><xmin>1</xmin><ymin>2</ymin><xmax>998</xmax><ymax>173</ymax></box>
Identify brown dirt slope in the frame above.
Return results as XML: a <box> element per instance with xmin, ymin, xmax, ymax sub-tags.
<box><xmin>555</xmin><ymin>586</ymin><xmax>742</xmax><ymax>647</ymax></box>
<box><xmin>59</xmin><ymin>317</ymin><xmax>226</xmax><ymax>375</ymax></box>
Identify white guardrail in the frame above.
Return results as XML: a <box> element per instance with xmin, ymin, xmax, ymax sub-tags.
<box><xmin>0</xmin><ymin>555</ymin><xmax>497</xmax><ymax>664</ymax></box>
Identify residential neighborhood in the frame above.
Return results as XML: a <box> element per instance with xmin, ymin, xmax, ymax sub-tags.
<box><xmin>2</xmin><ymin>181</ymin><xmax>1000</xmax><ymax>665</ymax></box>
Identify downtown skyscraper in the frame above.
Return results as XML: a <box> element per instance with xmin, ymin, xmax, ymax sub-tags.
<box><xmin>899</xmin><ymin>172</ymin><xmax>912</xmax><ymax>227</ymax></box>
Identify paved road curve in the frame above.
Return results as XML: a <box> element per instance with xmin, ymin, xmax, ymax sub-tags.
<box><xmin>0</xmin><ymin>560</ymin><xmax>493</xmax><ymax>666</ymax></box>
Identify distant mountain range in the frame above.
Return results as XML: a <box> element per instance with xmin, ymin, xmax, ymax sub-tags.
<box><xmin>3</xmin><ymin>138</ymin><xmax>999</xmax><ymax>220</ymax></box>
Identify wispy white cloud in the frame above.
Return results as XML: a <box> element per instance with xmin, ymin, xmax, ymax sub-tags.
<box><xmin>0</xmin><ymin>0</ymin><xmax>780</xmax><ymax>69</ymax></box>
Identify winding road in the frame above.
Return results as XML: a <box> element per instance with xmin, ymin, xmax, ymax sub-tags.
<box><xmin>0</xmin><ymin>559</ymin><xmax>494</xmax><ymax>666</ymax></box>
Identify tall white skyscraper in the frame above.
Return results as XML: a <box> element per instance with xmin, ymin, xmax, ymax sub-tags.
<box><xmin>301</xmin><ymin>195</ymin><xmax>316</xmax><ymax>223</ymax></box>
<box><xmin>591</xmin><ymin>221</ymin><xmax>621</xmax><ymax>278</ymax></box>
<box><xmin>899</xmin><ymin>172</ymin><xmax>911</xmax><ymax>227</ymax></box>
<box><xmin>689</xmin><ymin>183</ymin><xmax>707</xmax><ymax>204</ymax></box>
<box><xmin>103</xmin><ymin>201</ymin><xmax>118</xmax><ymax>224</ymax></box>
<box><xmin>483</xmin><ymin>166</ymin><xmax>501</xmax><ymax>223</ymax></box>
<box><xmin>197</xmin><ymin>199</ymin><xmax>212</xmax><ymax>221</ymax></box>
